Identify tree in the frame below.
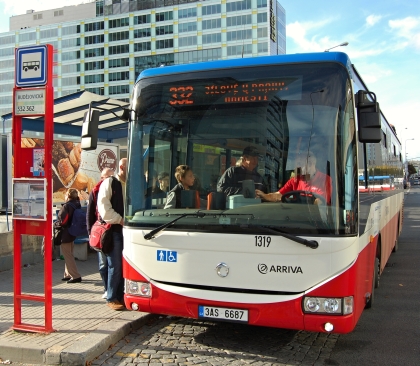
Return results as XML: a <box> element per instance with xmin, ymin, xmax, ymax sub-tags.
<box><xmin>408</xmin><ymin>164</ymin><xmax>417</xmax><ymax>176</ymax></box>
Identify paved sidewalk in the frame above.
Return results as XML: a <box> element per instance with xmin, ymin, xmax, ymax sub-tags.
<box><xmin>0</xmin><ymin>252</ymin><xmax>152</xmax><ymax>365</ymax></box>
<box><xmin>0</xmin><ymin>212</ymin><xmax>12</xmax><ymax>233</ymax></box>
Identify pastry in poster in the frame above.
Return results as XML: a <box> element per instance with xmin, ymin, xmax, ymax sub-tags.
<box><xmin>87</xmin><ymin>177</ymin><xmax>96</xmax><ymax>192</ymax></box>
<box><xmin>53</xmin><ymin>189</ymin><xmax>66</xmax><ymax>202</ymax></box>
<box><xmin>71</xmin><ymin>171</ymin><xmax>88</xmax><ymax>190</ymax></box>
<box><xmin>52</xmin><ymin>141</ymin><xmax>68</xmax><ymax>166</ymax></box>
<box><xmin>52</xmin><ymin>141</ymin><xmax>82</xmax><ymax>186</ymax></box>
<box><xmin>21</xmin><ymin>138</ymin><xmax>36</xmax><ymax>148</ymax></box>
<box><xmin>62</xmin><ymin>141</ymin><xmax>74</xmax><ymax>152</ymax></box>
<box><xmin>78</xmin><ymin>190</ymin><xmax>89</xmax><ymax>201</ymax></box>
<box><xmin>69</xmin><ymin>143</ymin><xmax>82</xmax><ymax>170</ymax></box>
<box><xmin>32</xmin><ymin>138</ymin><xmax>44</xmax><ymax>147</ymax></box>
<box><xmin>57</xmin><ymin>158</ymin><xmax>75</xmax><ymax>186</ymax></box>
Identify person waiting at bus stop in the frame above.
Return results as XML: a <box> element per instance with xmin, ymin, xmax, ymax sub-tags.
<box><xmin>54</xmin><ymin>188</ymin><xmax>82</xmax><ymax>284</ymax></box>
<box><xmin>256</xmin><ymin>152</ymin><xmax>332</xmax><ymax>204</ymax></box>
<box><xmin>86</xmin><ymin>167</ymin><xmax>114</xmax><ymax>300</ymax></box>
<box><xmin>97</xmin><ymin>158</ymin><xmax>127</xmax><ymax>311</ymax></box>
<box><xmin>217</xmin><ymin>146</ymin><xmax>268</xmax><ymax>196</ymax></box>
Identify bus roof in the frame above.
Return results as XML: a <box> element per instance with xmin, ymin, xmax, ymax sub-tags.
<box><xmin>136</xmin><ymin>52</ymin><xmax>351</xmax><ymax>82</ymax></box>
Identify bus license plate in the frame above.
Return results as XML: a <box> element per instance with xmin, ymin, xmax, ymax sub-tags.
<box><xmin>198</xmin><ymin>305</ymin><xmax>248</xmax><ymax>323</ymax></box>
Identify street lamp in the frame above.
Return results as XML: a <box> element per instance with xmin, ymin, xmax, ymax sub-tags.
<box><xmin>324</xmin><ymin>42</ymin><xmax>349</xmax><ymax>52</ymax></box>
<box><xmin>405</xmin><ymin>138</ymin><xmax>415</xmax><ymax>161</ymax></box>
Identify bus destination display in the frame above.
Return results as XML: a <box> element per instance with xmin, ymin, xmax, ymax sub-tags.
<box><xmin>168</xmin><ymin>77</ymin><xmax>302</xmax><ymax>106</ymax></box>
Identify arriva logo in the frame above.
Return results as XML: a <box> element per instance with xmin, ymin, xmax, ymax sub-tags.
<box><xmin>258</xmin><ymin>263</ymin><xmax>268</xmax><ymax>274</ymax></box>
<box><xmin>258</xmin><ymin>263</ymin><xmax>303</xmax><ymax>274</ymax></box>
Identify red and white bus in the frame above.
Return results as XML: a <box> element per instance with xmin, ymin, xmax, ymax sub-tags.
<box><xmin>83</xmin><ymin>52</ymin><xmax>404</xmax><ymax>333</ymax></box>
<box><xmin>358</xmin><ymin>175</ymin><xmax>396</xmax><ymax>193</ymax></box>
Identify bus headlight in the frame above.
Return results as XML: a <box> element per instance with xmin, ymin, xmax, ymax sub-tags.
<box><xmin>305</xmin><ymin>297</ymin><xmax>321</xmax><ymax>312</ymax></box>
<box><xmin>125</xmin><ymin>279</ymin><xmax>152</xmax><ymax>297</ymax></box>
<box><xmin>323</xmin><ymin>298</ymin><xmax>340</xmax><ymax>313</ymax></box>
<box><xmin>303</xmin><ymin>296</ymin><xmax>353</xmax><ymax>315</ymax></box>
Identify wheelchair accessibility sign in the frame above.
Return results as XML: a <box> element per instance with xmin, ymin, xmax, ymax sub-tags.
<box><xmin>157</xmin><ymin>250</ymin><xmax>177</xmax><ymax>262</ymax></box>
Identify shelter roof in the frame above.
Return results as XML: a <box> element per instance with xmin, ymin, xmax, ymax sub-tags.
<box><xmin>1</xmin><ymin>91</ymin><xmax>129</xmax><ymax>140</ymax></box>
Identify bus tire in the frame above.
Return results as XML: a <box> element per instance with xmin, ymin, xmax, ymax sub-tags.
<box><xmin>392</xmin><ymin>237</ymin><xmax>399</xmax><ymax>253</ymax></box>
<box><xmin>366</xmin><ymin>257</ymin><xmax>379</xmax><ymax>309</ymax></box>
<box><xmin>374</xmin><ymin>257</ymin><xmax>380</xmax><ymax>289</ymax></box>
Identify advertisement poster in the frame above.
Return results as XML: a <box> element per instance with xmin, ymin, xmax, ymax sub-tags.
<box><xmin>19</xmin><ymin>138</ymin><xmax>119</xmax><ymax>204</ymax></box>
<box><xmin>33</xmin><ymin>148</ymin><xmax>45</xmax><ymax>176</ymax></box>
<box><xmin>12</xmin><ymin>178</ymin><xmax>46</xmax><ymax>220</ymax></box>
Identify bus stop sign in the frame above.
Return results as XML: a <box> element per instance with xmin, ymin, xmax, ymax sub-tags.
<box><xmin>15</xmin><ymin>45</ymin><xmax>48</xmax><ymax>87</ymax></box>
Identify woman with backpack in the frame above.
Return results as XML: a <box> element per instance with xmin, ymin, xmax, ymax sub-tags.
<box><xmin>54</xmin><ymin>188</ymin><xmax>82</xmax><ymax>283</ymax></box>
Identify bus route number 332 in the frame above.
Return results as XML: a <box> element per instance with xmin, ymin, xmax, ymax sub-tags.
<box><xmin>198</xmin><ymin>305</ymin><xmax>249</xmax><ymax>323</ymax></box>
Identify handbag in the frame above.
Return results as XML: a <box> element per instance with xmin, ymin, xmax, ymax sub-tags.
<box><xmin>53</xmin><ymin>227</ymin><xmax>63</xmax><ymax>247</ymax></box>
<box><xmin>90</xmin><ymin>220</ymin><xmax>113</xmax><ymax>254</ymax></box>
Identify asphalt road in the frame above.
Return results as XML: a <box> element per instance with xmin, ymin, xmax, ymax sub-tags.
<box><xmin>328</xmin><ymin>188</ymin><xmax>420</xmax><ymax>366</ymax></box>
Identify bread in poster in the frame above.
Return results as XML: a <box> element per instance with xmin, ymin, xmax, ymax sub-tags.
<box><xmin>53</xmin><ymin>170</ymin><xmax>64</xmax><ymax>191</ymax></box>
<box><xmin>32</xmin><ymin>138</ymin><xmax>44</xmax><ymax>147</ymax></box>
<box><xmin>71</xmin><ymin>171</ymin><xmax>88</xmax><ymax>190</ymax></box>
<box><xmin>62</xmin><ymin>141</ymin><xmax>74</xmax><ymax>153</ymax></box>
<box><xmin>69</xmin><ymin>143</ymin><xmax>82</xmax><ymax>170</ymax></box>
<box><xmin>21</xmin><ymin>138</ymin><xmax>36</xmax><ymax>148</ymax></box>
<box><xmin>53</xmin><ymin>191</ymin><xmax>66</xmax><ymax>202</ymax></box>
<box><xmin>78</xmin><ymin>190</ymin><xmax>89</xmax><ymax>201</ymax></box>
<box><xmin>87</xmin><ymin>177</ymin><xmax>96</xmax><ymax>193</ymax></box>
<box><xmin>52</xmin><ymin>141</ymin><xmax>68</xmax><ymax>167</ymax></box>
<box><xmin>57</xmin><ymin>158</ymin><xmax>74</xmax><ymax>185</ymax></box>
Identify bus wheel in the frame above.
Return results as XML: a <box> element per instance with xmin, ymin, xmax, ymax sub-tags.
<box><xmin>392</xmin><ymin>236</ymin><xmax>399</xmax><ymax>253</ymax></box>
<box><xmin>374</xmin><ymin>257</ymin><xmax>380</xmax><ymax>288</ymax></box>
<box><xmin>366</xmin><ymin>257</ymin><xmax>379</xmax><ymax>309</ymax></box>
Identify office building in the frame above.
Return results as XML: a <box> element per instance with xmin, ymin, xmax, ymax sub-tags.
<box><xmin>0</xmin><ymin>0</ymin><xmax>286</xmax><ymax>117</ymax></box>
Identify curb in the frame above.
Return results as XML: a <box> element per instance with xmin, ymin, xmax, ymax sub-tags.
<box><xmin>0</xmin><ymin>312</ymin><xmax>156</xmax><ymax>365</ymax></box>
<box><xmin>59</xmin><ymin>312</ymin><xmax>155</xmax><ymax>366</ymax></box>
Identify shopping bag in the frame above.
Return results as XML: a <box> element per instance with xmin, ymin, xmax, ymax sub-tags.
<box><xmin>90</xmin><ymin>220</ymin><xmax>113</xmax><ymax>254</ymax></box>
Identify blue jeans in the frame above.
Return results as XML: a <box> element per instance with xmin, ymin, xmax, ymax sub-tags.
<box><xmin>98</xmin><ymin>251</ymin><xmax>108</xmax><ymax>292</ymax></box>
<box><xmin>106</xmin><ymin>231</ymin><xmax>124</xmax><ymax>303</ymax></box>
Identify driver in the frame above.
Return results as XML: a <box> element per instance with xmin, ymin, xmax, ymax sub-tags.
<box><xmin>217</xmin><ymin>146</ymin><xmax>268</xmax><ymax>196</ymax></box>
<box><xmin>256</xmin><ymin>152</ymin><xmax>332</xmax><ymax>204</ymax></box>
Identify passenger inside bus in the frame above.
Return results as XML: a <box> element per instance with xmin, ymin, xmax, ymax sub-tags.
<box><xmin>164</xmin><ymin>165</ymin><xmax>196</xmax><ymax>209</ymax></box>
<box><xmin>157</xmin><ymin>171</ymin><xmax>170</xmax><ymax>194</ymax></box>
<box><xmin>256</xmin><ymin>152</ymin><xmax>332</xmax><ymax>204</ymax></box>
<box><xmin>217</xmin><ymin>146</ymin><xmax>268</xmax><ymax>196</ymax></box>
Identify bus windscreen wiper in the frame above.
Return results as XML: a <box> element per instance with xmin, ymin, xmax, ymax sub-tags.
<box><xmin>252</xmin><ymin>225</ymin><xmax>319</xmax><ymax>249</ymax></box>
<box><xmin>144</xmin><ymin>211</ymin><xmax>205</xmax><ymax>240</ymax></box>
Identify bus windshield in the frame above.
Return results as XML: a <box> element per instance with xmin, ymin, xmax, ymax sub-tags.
<box><xmin>125</xmin><ymin>62</ymin><xmax>357</xmax><ymax>236</ymax></box>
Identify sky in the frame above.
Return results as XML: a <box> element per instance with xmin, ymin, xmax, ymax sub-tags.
<box><xmin>280</xmin><ymin>0</ymin><xmax>420</xmax><ymax>161</ymax></box>
<box><xmin>0</xmin><ymin>0</ymin><xmax>419</xmax><ymax>159</ymax></box>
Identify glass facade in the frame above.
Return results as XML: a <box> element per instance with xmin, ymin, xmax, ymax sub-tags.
<box><xmin>0</xmin><ymin>0</ymin><xmax>286</xmax><ymax>117</ymax></box>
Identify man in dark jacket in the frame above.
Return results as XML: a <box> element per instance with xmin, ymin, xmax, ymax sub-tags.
<box><xmin>86</xmin><ymin>167</ymin><xmax>114</xmax><ymax>299</ymax></box>
<box><xmin>217</xmin><ymin>146</ymin><xmax>267</xmax><ymax>196</ymax></box>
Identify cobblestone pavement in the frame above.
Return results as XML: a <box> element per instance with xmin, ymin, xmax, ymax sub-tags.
<box><xmin>90</xmin><ymin>316</ymin><xmax>339</xmax><ymax>366</ymax></box>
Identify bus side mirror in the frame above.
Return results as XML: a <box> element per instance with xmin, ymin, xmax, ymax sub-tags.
<box><xmin>356</xmin><ymin>90</ymin><xmax>382</xmax><ymax>143</ymax></box>
<box><xmin>81</xmin><ymin>110</ymin><xmax>99</xmax><ymax>151</ymax></box>
<box><xmin>120</xmin><ymin>108</ymin><xmax>130</xmax><ymax>122</ymax></box>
